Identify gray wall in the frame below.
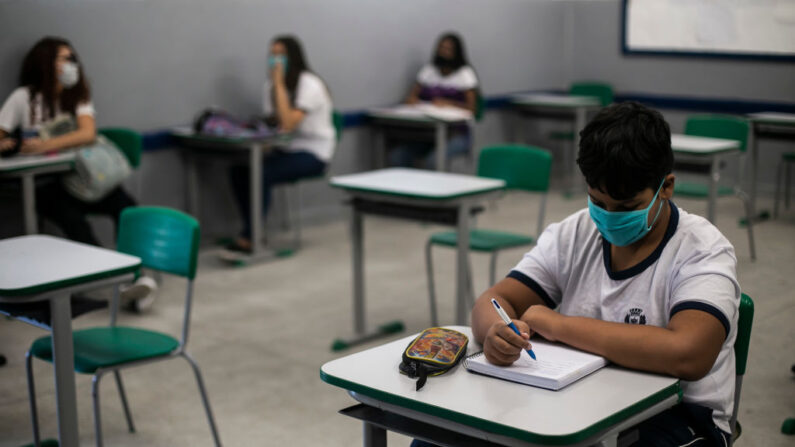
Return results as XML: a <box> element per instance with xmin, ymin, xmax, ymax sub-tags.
<box><xmin>0</xmin><ymin>0</ymin><xmax>567</xmax><ymax>129</ymax></box>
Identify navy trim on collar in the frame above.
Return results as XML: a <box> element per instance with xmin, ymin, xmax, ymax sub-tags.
<box><xmin>670</xmin><ymin>301</ymin><xmax>731</xmax><ymax>340</ymax></box>
<box><xmin>506</xmin><ymin>271</ymin><xmax>557</xmax><ymax>308</ymax></box>
<box><xmin>602</xmin><ymin>201</ymin><xmax>679</xmax><ymax>281</ymax></box>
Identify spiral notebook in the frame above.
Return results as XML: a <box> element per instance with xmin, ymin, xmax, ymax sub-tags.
<box><xmin>464</xmin><ymin>340</ymin><xmax>608</xmax><ymax>391</ymax></box>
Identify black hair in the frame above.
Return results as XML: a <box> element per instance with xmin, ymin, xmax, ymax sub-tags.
<box><xmin>19</xmin><ymin>36</ymin><xmax>91</xmax><ymax>122</ymax></box>
<box><xmin>432</xmin><ymin>32</ymin><xmax>468</xmax><ymax>72</ymax></box>
<box><xmin>577</xmin><ymin>101</ymin><xmax>672</xmax><ymax>200</ymax></box>
<box><xmin>272</xmin><ymin>35</ymin><xmax>310</xmax><ymax>103</ymax></box>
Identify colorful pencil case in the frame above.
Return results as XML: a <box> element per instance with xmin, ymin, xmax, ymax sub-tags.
<box><xmin>399</xmin><ymin>327</ymin><xmax>469</xmax><ymax>390</ymax></box>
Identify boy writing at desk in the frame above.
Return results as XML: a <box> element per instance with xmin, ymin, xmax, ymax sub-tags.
<box><xmin>472</xmin><ymin>102</ymin><xmax>738</xmax><ymax>446</ymax></box>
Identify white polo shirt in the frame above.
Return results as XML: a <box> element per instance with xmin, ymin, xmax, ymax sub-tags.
<box><xmin>0</xmin><ymin>86</ymin><xmax>95</xmax><ymax>132</ymax></box>
<box><xmin>262</xmin><ymin>71</ymin><xmax>335</xmax><ymax>163</ymax></box>
<box><xmin>509</xmin><ymin>202</ymin><xmax>740</xmax><ymax>433</ymax></box>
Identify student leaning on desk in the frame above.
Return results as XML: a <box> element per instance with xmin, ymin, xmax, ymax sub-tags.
<box><xmin>226</xmin><ymin>35</ymin><xmax>334</xmax><ymax>254</ymax></box>
<box><xmin>0</xmin><ymin>37</ymin><xmax>156</xmax><ymax>311</ymax></box>
<box><xmin>389</xmin><ymin>32</ymin><xmax>478</xmax><ymax>169</ymax></box>
<box><xmin>463</xmin><ymin>103</ymin><xmax>737</xmax><ymax>447</ymax></box>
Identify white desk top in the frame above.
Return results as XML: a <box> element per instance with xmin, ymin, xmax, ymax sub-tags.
<box><xmin>0</xmin><ymin>235</ymin><xmax>141</xmax><ymax>297</ymax></box>
<box><xmin>511</xmin><ymin>93</ymin><xmax>601</xmax><ymax>108</ymax></box>
<box><xmin>0</xmin><ymin>152</ymin><xmax>74</xmax><ymax>173</ymax></box>
<box><xmin>368</xmin><ymin>104</ymin><xmax>473</xmax><ymax>123</ymax></box>
<box><xmin>321</xmin><ymin>326</ymin><xmax>680</xmax><ymax>445</ymax></box>
<box><xmin>330</xmin><ymin>168</ymin><xmax>505</xmax><ymax>200</ymax></box>
<box><xmin>670</xmin><ymin>134</ymin><xmax>740</xmax><ymax>155</ymax></box>
<box><xmin>747</xmin><ymin>112</ymin><xmax>795</xmax><ymax>125</ymax></box>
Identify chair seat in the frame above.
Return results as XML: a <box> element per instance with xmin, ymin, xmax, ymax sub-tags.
<box><xmin>675</xmin><ymin>182</ymin><xmax>735</xmax><ymax>198</ymax></box>
<box><xmin>31</xmin><ymin>326</ymin><xmax>179</xmax><ymax>374</ymax></box>
<box><xmin>430</xmin><ymin>229</ymin><xmax>535</xmax><ymax>252</ymax></box>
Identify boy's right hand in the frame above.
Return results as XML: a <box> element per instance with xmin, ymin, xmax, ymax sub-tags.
<box><xmin>0</xmin><ymin>137</ymin><xmax>17</xmax><ymax>152</ymax></box>
<box><xmin>483</xmin><ymin>319</ymin><xmax>533</xmax><ymax>366</ymax></box>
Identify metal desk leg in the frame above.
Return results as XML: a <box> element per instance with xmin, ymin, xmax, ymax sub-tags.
<box><xmin>22</xmin><ymin>173</ymin><xmax>38</xmax><ymax>234</ymax></box>
<box><xmin>455</xmin><ymin>203</ymin><xmax>472</xmax><ymax>325</ymax></box>
<box><xmin>363</xmin><ymin>421</ymin><xmax>387</xmax><ymax>447</ymax></box>
<box><xmin>749</xmin><ymin>126</ymin><xmax>758</xmax><ymax>219</ymax></box>
<box><xmin>572</xmin><ymin>107</ymin><xmax>587</xmax><ymax>194</ymax></box>
<box><xmin>435</xmin><ymin>122</ymin><xmax>448</xmax><ymax>172</ymax></box>
<box><xmin>330</xmin><ymin>205</ymin><xmax>404</xmax><ymax>351</ymax></box>
<box><xmin>50</xmin><ymin>293</ymin><xmax>80</xmax><ymax>447</ymax></box>
<box><xmin>708</xmin><ymin>155</ymin><xmax>720</xmax><ymax>223</ymax></box>
<box><xmin>250</xmin><ymin>143</ymin><xmax>264</xmax><ymax>256</ymax></box>
<box><xmin>185</xmin><ymin>153</ymin><xmax>200</xmax><ymax>219</ymax></box>
<box><xmin>352</xmin><ymin>207</ymin><xmax>365</xmax><ymax>335</ymax></box>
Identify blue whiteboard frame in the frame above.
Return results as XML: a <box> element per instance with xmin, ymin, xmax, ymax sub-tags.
<box><xmin>621</xmin><ymin>0</ymin><xmax>795</xmax><ymax>63</ymax></box>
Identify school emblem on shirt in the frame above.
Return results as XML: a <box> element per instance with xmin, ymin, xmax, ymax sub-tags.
<box><xmin>624</xmin><ymin>308</ymin><xmax>647</xmax><ymax>325</ymax></box>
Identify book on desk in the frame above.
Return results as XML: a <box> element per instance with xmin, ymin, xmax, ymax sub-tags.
<box><xmin>464</xmin><ymin>340</ymin><xmax>608</xmax><ymax>391</ymax></box>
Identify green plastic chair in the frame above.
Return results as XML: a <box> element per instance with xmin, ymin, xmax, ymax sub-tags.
<box><xmin>569</xmin><ymin>81</ymin><xmax>613</xmax><ymax>107</ymax></box>
<box><xmin>731</xmin><ymin>293</ymin><xmax>755</xmax><ymax>444</ymax></box>
<box><xmin>674</xmin><ymin>115</ymin><xmax>756</xmax><ymax>260</ymax></box>
<box><xmin>773</xmin><ymin>152</ymin><xmax>795</xmax><ymax>218</ymax></box>
<box><xmin>98</xmin><ymin>128</ymin><xmax>142</xmax><ymax>168</ymax></box>
<box><xmin>25</xmin><ymin>207</ymin><xmax>221</xmax><ymax>447</ymax></box>
<box><xmin>424</xmin><ymin>145</ymin><xmax>552</xmax><ymax>325</ymax></box>
<box><xmin>549</xmin><ymin>81</ymin><xmax>613</xmax><ymax>141</ymax></box>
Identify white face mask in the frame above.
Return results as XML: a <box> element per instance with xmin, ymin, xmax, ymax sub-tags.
<box><xmin>58</xmin><ymin>62</ymin><xmax>80</xmax><ymax>88</ymax></box>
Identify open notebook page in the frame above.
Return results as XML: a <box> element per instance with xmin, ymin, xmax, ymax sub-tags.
<box><xmin>465</xmin><ymin>340</ymin><xmax>607</xmax><ymax>390</ymax></box>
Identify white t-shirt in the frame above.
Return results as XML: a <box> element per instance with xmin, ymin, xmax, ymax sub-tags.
<box><xmin>509</xmin><ymin>203</ymin><xmax>740</xmax><ymax>433</ymax></box>
<box><xmin>262</xmin><ymin>72</ymin><xmax>335</xmax><ymax>163</ymax></box>
<box><xmin>0</xmin><ymin>86</ymin><xmax>95</xmax><ymax>133</ymax></box>
<box><xmin>416</xmin><ymin>64</ymin><xmax>478</xmax><ymax>93</ymax></box>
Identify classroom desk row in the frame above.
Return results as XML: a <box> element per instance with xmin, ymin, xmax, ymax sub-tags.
<box><xmin>2</xmin><ymin>98</ymin><xmax>792</xmax><ymax>246</ymax></box>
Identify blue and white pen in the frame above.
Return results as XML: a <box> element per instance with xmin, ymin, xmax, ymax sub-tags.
<box><xmin>491</xmin><ymin>298</ymin><xmax>536</xmax><ymax>360</ymax></box>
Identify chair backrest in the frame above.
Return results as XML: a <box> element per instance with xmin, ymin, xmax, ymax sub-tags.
<box><xmin>569</xmin><ymin>81</ymin><xmax>613</xmax><ymax>107</ymax></box>
<box><xmin>735</xmin><ymin>293</ymin><xmax>754</xmax><ymax>376</ymax></box>
<box><xmin>332</xmin><ymin>110</ymin><xmax>343</xmax><ymax>144</ymax></box>
<box><xmin>475</xmin><ymin>92</ymin><xmax>485</xmax><ymax>122</ymax></box>
<box><xmin>685</xmin><ymin>115</ymin><xmax>750</xmax><ymax>153</ymax></box>
<box><xmin>477</xmin><ymin>145</ymin><xmax>552</xmax><ymax>193</ymax></box>
<box><xmin>117</xmin><ymin>207</ymin><xmax>200</xmax><ymax>279</ymax></box>
<box><xmin>99</xmin><ymin>128</ymin><xmax>143</xmax><ymax>168</ymax></box>
<box><xmin>730</xmin><ymin>293</ymin><xmax>755</xmax><ymax>439</ymax></box>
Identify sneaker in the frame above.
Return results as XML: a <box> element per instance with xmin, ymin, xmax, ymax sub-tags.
<box><xmin>224</xmin><ymin>239</ymin><xmax>253</xmax><ymax>254</ymax></box>
<box><xmin>132</xmin><ymin>291</ymin><xmax>157</xmax><ymax>313</ymax></box>
<box><xmin>120</xmin><ymin>276</ymin><xmax>158</xmax><ymax>311</ymax></box>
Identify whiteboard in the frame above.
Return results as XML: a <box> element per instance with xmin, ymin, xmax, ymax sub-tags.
<box><xmin>622</xmin><ymin>0</ymin><xmax>795</xmax><ymax>60</ymax></box>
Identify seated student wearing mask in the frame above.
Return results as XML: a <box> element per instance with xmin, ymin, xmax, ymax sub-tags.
<box><xmin>389</xmin><ymin>32</ymin><xmax>479</xmax><ymax>169</ymax></box>
<box><xmin>415</xmin><ymin>102</ymin><xmax>738</xmax><ymax>447</ymax></box>
<box><xmin>0</xmin><ymin>37</ymin><xmax>156</xmax><ymax>311</ymax></box>
<box><xmin>225</xmin><ymin>35</ymin><xmax>334</xmax><ymax>254</ymax></box>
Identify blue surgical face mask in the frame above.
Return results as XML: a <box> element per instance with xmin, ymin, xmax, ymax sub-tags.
<box><xmin>587</xmin><ymin>180</ymin><xmax>666</xmax><ymax>247</ymax></box>
<box><xmin>268</xmin><ymin>55</ymin><xmax>288</xmax><ymax>74</ymax></box>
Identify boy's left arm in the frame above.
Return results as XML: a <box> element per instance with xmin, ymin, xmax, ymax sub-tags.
<box><xmin>522</xmin><ymin>306</ymin><xmax>725</xmax><ymax>381</ymax></box>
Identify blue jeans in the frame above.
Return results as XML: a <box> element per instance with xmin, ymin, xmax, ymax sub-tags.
<box><xmin>229</xmin><ymin>149</ymin><xmax>325</xmax><ymax>238</ymax></box>
<box><xmin>388</xmin><ymin>132</ymin><xmax>471</xmax><ymax>170</ymax></box>
<box><xmin>409</xmin><ymin>404</ymin><xmax>731</xmax><ymax>447</ymax></box>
